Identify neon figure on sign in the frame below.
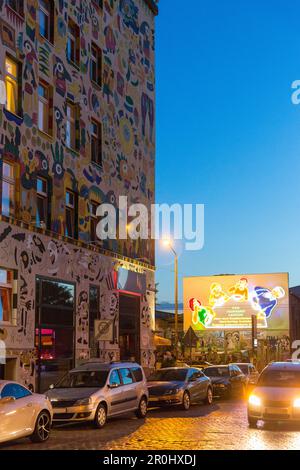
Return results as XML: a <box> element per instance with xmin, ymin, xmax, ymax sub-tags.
<box><xmin>189</xmin><ymin>298</ymin><xmax>215</xmax><ymax>328</ymax></box>
<box><xmin>228</xmin><ymin>277</ymin><xmax>249</xmax><ymax>302</ymax></box>
<box><xmin>251</xmin><ymin>286</ymin><xmax>286</xmax><ymax>319</ymax></box>
<box><xmin>209</xmin><ymin>283</ymin><xmax>229</xmax><ymax>308</ymax></box>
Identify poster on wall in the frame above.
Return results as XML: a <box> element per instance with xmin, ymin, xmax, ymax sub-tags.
<box><xmin>184</xmin><ymin>273</ymin><xmax>289</xmax><ymax>332</ymax></box>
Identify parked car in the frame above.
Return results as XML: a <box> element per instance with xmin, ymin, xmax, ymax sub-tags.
<box><xmin>0</xmin><ymin>380</ymin><xmax>53</xmax><ymax>445</ymax></box>
<box><xmin>234</xmin><ymin>363</ymin><xmax>259</xmax><ymax>387</ymax></box>
<box><xmin>248</xmin><ymin>362</ymin><xmax>300</xmax><ymax>428</ymax></box>
<box><xmin>203</xmin><ymin>364</ymin><xmax>247</xmax><ymax>398</ymax></box>
<box><xmin>46</xmin><ymin>361</ymin><xmax>148</xmax><ymax>428</ymax></box>
<box><xmin>147</xmin><ymin>367</ymin><xmax>213</xmax><ymax>410</ymax></box>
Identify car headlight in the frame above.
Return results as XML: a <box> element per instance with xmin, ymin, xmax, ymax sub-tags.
<box><xmin>248</xmin><ymin>395</ymin><xmax>262</xmax><ymax>407</ymax></box>
<box><xmin>75</xmin><ymin>397</ymin><xmax>92</xmax><ymax>406</ymax></box>
<box><xmin>293</xmin><ymin>398</ymin><xmax>300</xmax><ymax>408</ymax></box>
<box><xmin>215</xmin><ymin>384</ymin><xmax>226</xmax><ymax>388</ymax></box>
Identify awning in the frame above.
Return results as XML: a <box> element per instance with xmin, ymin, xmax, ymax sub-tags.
<box><xmin>154</xmin><ymin>335</ymin><xmax>172</xmax><ymax>347</ymax></box>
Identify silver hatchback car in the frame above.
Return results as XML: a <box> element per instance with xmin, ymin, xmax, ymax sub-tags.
<box><xmin>46</xmin><ymin>361</ymin><xmax>149</xmax><ymax>428</ymax></box>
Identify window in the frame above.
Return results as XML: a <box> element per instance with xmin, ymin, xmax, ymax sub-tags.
<box><xmin>90</xmin><ymin>44</ymin><xmax>102</xmax><ymax>87</ymax></box>
<box><xmin>1</xmin><ymin>383</ymin><xmax>31</xmax><ymax>399</ymax></box>
<box><xmin>119</xmin><ymin>368</ymin><xmax>134</xmax><ymax>385</ymax></box>
<box><xmin>66</xmin><ymin>102</ymin><xmax>79</xmax><ymax>151</ymax></box>
<box><xmin>131</xmin><ymin>367</ymin><xmax>143</xmax><ymax>383</ymax></box>
<box><xmin>38</xmin><ymin>82</ymin><xmax>53</xmax><ymax>135</ymax></box>
<box><xmin>38</xmin><ymin>0</ymin><xmax>54</xmax><ymax>43</ymax></box>
<box><xmin>89</xmin><ymin>200</ymin><xmax>98</xmax><ymax>242</ymax></box>
<box><xmin>36</xmin><ymin>176</ymin><xmax>50</xmax><ymax>229</ymax></box>
<box><xmin>7</xmin><ymin>0</ymin><xmax>24</xmax><ymax>16</ymax></box>
<box><xmin>91</xmin><ymin>120</ymin><xmax>102</xmax><ymax>166</ymax></box>
<box><xmin>1</xmin><ymin>161</ymin><xmax>16</xmax><ymax>218</ymax></box>
<box><xmin>109</xmin><ymin>370</ymin><xmax>121</xmax><ymax>387</ymax></box>
<box><xmin>5</xmin><ymin>56</ymin><xmax>21</xmax><ymax>116</ymax></box>
<box><xmin>65</xmin><ymin>190</ymin><xmax>77</xmax><ymax>239</ymax></box>
<box><xmin>67</xmin><ymin>18</ymin><xmax>80</xmax><ymax>66</ymax></box>
<box><xmin>0</xmin><ymin>269</ymin><xmax>13</xmax><ymax>323</ymax></box>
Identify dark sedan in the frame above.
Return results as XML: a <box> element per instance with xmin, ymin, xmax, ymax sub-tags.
<box><xmin>204</xmin><ymin>364</ymin><xmax>247</xmax><ymax>398</ymax></box>
<box><xmin>147</xmin><ymin>367</ymin><xmax>213</xmax><ymax>410</ymax></box>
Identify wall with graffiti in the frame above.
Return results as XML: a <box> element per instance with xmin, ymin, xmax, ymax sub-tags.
<box><xmin>0</xmin><ymin>221</ymin><xmax>156</xmax><ymax>389</ymax></box>
<box><xmin>0</xmin><ymin>0</ymin><xmax>155</xmax><ymax>265</ymax></box>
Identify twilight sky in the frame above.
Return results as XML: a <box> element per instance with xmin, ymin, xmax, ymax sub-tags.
<box><xmin>155</xmin><ymin>0</ymin><xmax>300</xmax><ymax>303</ymax></box>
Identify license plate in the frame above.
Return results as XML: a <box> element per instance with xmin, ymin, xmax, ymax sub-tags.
<box><xmin>266</xmin><ymin>407</ymin><xmax>288</xmax><ymax>415</ymax></box>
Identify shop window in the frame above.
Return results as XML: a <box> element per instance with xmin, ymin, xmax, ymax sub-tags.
<box><xmin>1</xmin><ymin>161</ymin><xmax>16</xmax><ymax>218</ymax></box>
<box><xmin>91</xmin><ymin>120</ymin><xmax>102</xmax><ymax>166</ymax></box>
<box><xmin>65</xmin><ymin>189</ymin><xmax>78</xmax><ymax>239</ymax></box>
<box><xmin>90</xmin><ymin>43</ymin><xmax>102</xmax><ymax>87</ymax></box>
<box><xmin>38</xmin><ymin>0</ymin><xmax>54</xmax><ymax>43</ymax></box>
<box><xmin>5</xmin><ymin>56</ymin><xmax>22</xmax><ymax>116</ymax></box>
<box><xmin>7</xmin><ymin>0</ymin><xmax>24</xmax><ymax>16</ymax></box>
<box><xmin>0</xmin><ymin>269</ymin><xmax>13</xmax><ymax>323</ymax></box>
<box><xmin>67</xmin><ymin>18</ymin><xmax>80</xmax><ymax>66</ymax></box>
<box><xmin>66</xmin><ymin>101</ymin><xmax>79</xmax><ymax>151</ymax></box>
<box><xmin>36</xmin><ymin>176</ymin><xmax>50</xmax><ymax>229</ymax></box>
<box><xmin>38</xmin><ymin>82</ymin><xmax>53</xmax><ymax>136</ymax></box>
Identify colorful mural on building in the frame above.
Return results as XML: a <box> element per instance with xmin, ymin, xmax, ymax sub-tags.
<box><xmin>0</xmin><ymin>0</ymin><xmax>157</xmax><ymax>389</ymax></box>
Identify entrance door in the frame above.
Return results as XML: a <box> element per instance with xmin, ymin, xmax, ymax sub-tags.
<box><xmin>35</xmin><ymin>277</ymin><xmax>75</xmax><ymax>392</ymax></box>
<box><xmin>0</xmin><ymin>364</ymin><xmax>4</xmax><ymax>379</ymax></box>
<box><xmin>119</xmin><ymin>294</ymin><xmax>140</xmax><ymax>363</ymax></box>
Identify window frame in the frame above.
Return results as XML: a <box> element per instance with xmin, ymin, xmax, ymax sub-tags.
<box><xmin>66</xmin><ymin>101</ymin><xmax>80</xmax><ymax>152</ymax></box>
<box><xmin>38</xmin><ymin>81</ymin><xmax>53</xmax><ymax>136</ymax></box>
<box><xmin>65</xmin><ymin>189</ymin><xmax>78</xmax><ymax>239</ymax></box>
<box><xmin>4</xmin><ymin>55</ymin><xmax>22</xmax><ymax>117</ymax></box>
<box><xmin>90</xmin><ymin>43</ymin><xmax>102</xmax><ymax>88</ymax></box>
<box><xmin>36</xmin><ymin>176</ymin><xmax>50</xmax><ymax>229</ymax></box>
<box><xmin>91</xmin><ymin>119</ymin><xmax>102</xmax><ymax>167</ymax></box>
<box><xmin>0</xmin><ymin>268</ymin><xmax>14</xmax><ymax>325</ymax></box>
<box><xmin>1</xmin><ymin>160</ymin><xmax>17</xmax><ymax>219</ymax></box>
<box><xmin>7</xmin><ymin>0</ymin><xmax>24</xmax><ymax>17</ymax></box>
<box><xmin>67</xmin><ymin>18</ymin><xmax>80</xmax><ymax>67</ymax></box>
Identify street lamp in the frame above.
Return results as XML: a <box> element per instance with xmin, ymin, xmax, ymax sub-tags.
<box><xmin>162</xmin><ymin>239</ymin><xmax>179</xmax><ymax>357</ymax></box>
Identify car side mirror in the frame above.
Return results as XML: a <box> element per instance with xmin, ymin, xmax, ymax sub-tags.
<box><xmin>0</xmin><ymin>396</ymin><xmax>16</xmax><ymax>404</ymax></box>
<box><xmin>108</xmin><ymin>383</ymin><xmax>119</xmax><ymax>389</ymax></box>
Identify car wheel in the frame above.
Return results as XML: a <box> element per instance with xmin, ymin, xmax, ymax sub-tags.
<box><xmin>248</xmin><ymin>417</ymin><xmax>258</xmax><ymax>428</ymax></box>
<box><xmin>30</xmin><ymin>411</ymin><xmax>51</xmax><ymax>443</ymax></box>
<box><xmin>94</xmin><ymin>403</ymin><xmax>107</xmax><ymax>429</ymax></box>
<box><xmin>204</xmin><ymin>387</ymin><xmax>213</xmax><ymax>405</ymax></box>
<box><xmin>135</xmin><ymin>396</ymin><xmax>148</xmax><ymax>419</ymax></box>
<box><xmin>181</xmin><ymin>391</ymin><xmax>191</xmax><ymax>410</ymax></box>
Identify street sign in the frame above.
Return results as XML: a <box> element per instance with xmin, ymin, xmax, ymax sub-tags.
<box><xmin>94</xmin><ymin>320</ymin><xmax>114</xmax><ymax>341</ymax></box>
<box><xmin>183</xmin><ymin>327</ymin><xmax>198</xmax><ymax>348</ymax></box>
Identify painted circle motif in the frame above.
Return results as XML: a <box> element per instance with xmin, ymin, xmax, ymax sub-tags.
<box><xmin>119</xmin><ymin>116</ymin><xmax>134</xmax><ymax>155</ymax></box>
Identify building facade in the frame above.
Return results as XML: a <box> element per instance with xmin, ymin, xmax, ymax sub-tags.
<box><xmin>0</xmin><ymin>0</ymin><xmax>158</xmax><ymax>391</ymax></box>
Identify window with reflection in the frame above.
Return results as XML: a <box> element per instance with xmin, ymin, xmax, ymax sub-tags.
<box><xmin>1</xmin><ymin>161</ymin><xmax>16</xmax><ymax>218</ymax></box>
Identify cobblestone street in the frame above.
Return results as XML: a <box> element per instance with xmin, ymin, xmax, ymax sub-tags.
<box><xmin>2</xmin><ymin>399</ymin><xmax>300</xmax><ymax>450</ymax></box>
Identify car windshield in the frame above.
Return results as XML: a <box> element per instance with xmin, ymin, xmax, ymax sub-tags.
<box><xmin>258</xmin><ymin>370</ymin><xmax>300</xmax><ymax>388</ymax></box>
<box><xmin>204</xmin><ymin>367</ymin><xmax>230</xmax><ymax>377</ymax></box>
<box><xmin>54</xmin><ymin>370</ymin><xmax>109</xmax><ymax>388</ymax></box>
<box><xmin>237</xmin><ymin>365</ymin><xmax>249</xmax><ymax>374</ymax></box>
<box><xmin>148</xmin><ymin>369</ymin><xmax>188</xmax><ymax>382</ymax></box>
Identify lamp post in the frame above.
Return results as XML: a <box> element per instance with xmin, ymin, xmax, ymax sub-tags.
<box><xmin>162</xmin><ymin>240</ymin><xmax>179</xmax><ymax>358</ymax></box>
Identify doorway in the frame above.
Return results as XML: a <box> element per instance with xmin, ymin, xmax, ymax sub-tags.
<box><xmin>119</xmin><ymin>294</ymin><xmax>140</xmax><ymax>362</ymax></box>
<box><xmin>35</xmin><ymin>277</ymin><xmax>75</xmax><ymax>392</ymax></box>
<box><xmin>0</xmin><ymin>363</ymin><xmax>4</xmax><ymax>379</ymax></box>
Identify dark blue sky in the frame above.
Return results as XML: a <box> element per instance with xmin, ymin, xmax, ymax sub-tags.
<box><xmin>155</xmin><ymin>0</ymin><xmax>300</xmax><ymax>303</ymax></box>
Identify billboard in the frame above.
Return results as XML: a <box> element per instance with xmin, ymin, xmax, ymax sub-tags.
<box><xmin>184</xmin><ymin>273</ymin><xmax>289</xmax><ymax>332</ymax></box>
